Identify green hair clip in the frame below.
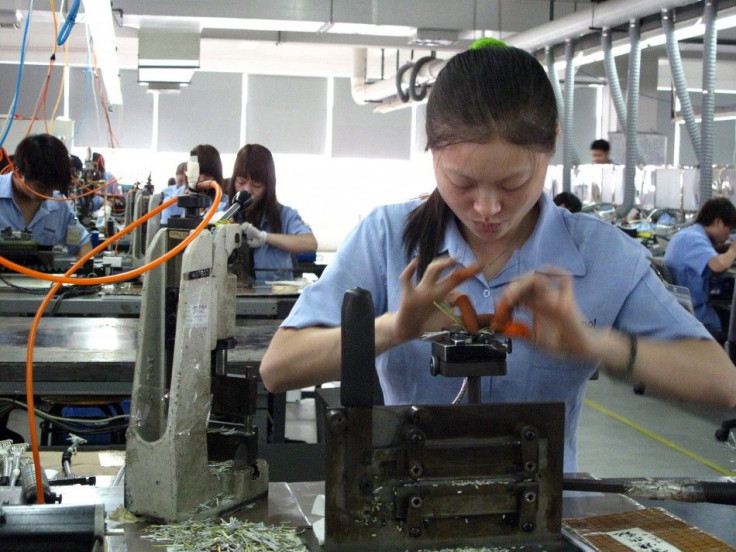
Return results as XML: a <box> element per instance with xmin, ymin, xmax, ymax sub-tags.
<box><xmin>469</xmin><ymin>37</ymin><xmax>507</xmax><ymax>50</ymax></box>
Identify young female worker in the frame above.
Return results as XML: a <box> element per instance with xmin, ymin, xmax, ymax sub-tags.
<box><xmin>229</xmin><ymin>144</ymin><xmax>317</xmax><ymax>281</ymax></box>
<box><xmin>260</xmin><ymin>43</ymin><xmax>736</xmax><ymax>472</ymax></box>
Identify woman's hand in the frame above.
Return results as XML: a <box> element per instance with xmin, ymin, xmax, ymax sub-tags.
<box><xmin>388</xmin><ymin>256</ymin><xmax>480</xmax><ymax>346</ymax></box>
<box><xmin>498</xmin><ymin>268</ymin><xmax>596</xmax><ymax>359</ymax></box>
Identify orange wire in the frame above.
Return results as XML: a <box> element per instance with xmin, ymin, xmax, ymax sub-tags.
<box><xmin>25</xmin><ymin>0</ymin><xmax>59</xmax><ymax>137</ymax></box>
<box><xmin>25</xmin><ymin>182</ymin><xmax>222</xmax><ymax>504</ymax></box>
<box><xmin>4</xmin><ymin>155</ymin><xmax>122</xmax><ymax>202</ymax></box>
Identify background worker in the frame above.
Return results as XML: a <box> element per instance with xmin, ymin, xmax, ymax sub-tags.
<box><xmin>665</xmin><ymin>197</ymin><xmax>736</xmax><ymax>336</ymax></box>
<box><xmin>553</xmin><ymin>191</ymin><xmax>582</xmax><ymax>213</ymax></box>
<box><xmin>0</xmin><ymin>134</ymin><xmax>91</xmax><ymax>259</ymax></box>
<box><xmin>228</xmin><ymin>144</ymin><xmax>317</xmax><ymax>281</ymax></box>
<box><xmin>590</xmin><ymin>139</ymin><xmax>612</xmax><ymax>164</ymax></box>
<box><xmin>162</xmin><ymin>145</ymin><xmax>227</xmax><ymax>225</ymax></box>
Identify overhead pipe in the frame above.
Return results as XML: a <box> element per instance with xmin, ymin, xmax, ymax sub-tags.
<box><xmin>562</xmin><ymin>39</ymin><xmax>578</xmax><ymax>193</ymax></box>
<box><xmin>603</xmin><ymin>27</ymin><xmax>646</xmax><ymax>166</ymax></box>
<box><xmin>505</xmin><ymin>0</ymin><xmax>696</xmax><ymax>52</ymax></box>
<box><xmin>352</xmin><ymin>0</ymin><xmax>697</xmax><ymax>107</ymax></box>
<box><xmin>350</xmin><ymin>48</ymin><xmax>445</xmax><ymax>106</ymax></box>
<box><xmin>620</xmin><ymin>18</ymin><xmax>641</xmax><ymax>217</ymax></box>
<box><xmin>700</xmin><ymin>0</ymin><xmax>718</xmax><ymax>204</ymax></box>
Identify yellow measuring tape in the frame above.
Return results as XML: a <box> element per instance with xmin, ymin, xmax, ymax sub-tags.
<box><xmin>584</xmin><ymin>398</ymin><xmax>735</xmax><ymax>476</ymax></box>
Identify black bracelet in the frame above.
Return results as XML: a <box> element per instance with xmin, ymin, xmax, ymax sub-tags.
<box><xmin>624</xmin><ymin>333</ymin><xmax>638</xmax><ymax>377</ymax></box>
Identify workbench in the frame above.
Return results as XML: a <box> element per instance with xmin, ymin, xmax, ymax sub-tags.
<box><xmin>0</xmin><ymin>281</ymin><xmax>298</xmax><ymax>318</ymax></box>
<box><xmin>2</xmin><ymin>477</ymin><xmax>735</xmax><ymax>550</ymax></box>
<box><xmin>0</xmin><ymin>317</ymin><xmax>299</xmax><ymax>452</ymax></box>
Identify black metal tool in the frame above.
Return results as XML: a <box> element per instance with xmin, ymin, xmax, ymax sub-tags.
<box><xmin>426</xmin><ymin>328</ymin><xmax>510</xmax><ymax>404</ymax></box>
<box><xmin>340</xmin><ymin>288</ymin><xmax>382</xmax><ymax>407</ymax></box>
<box><xmin>563</xmin><ymin>477</ymin><xmax>736</xmax><ymax>506</ymax></box>
<box><xmin>0</xmin><ymin>503</ymin><xmax>104</xmax><ymax>552</ymax></box>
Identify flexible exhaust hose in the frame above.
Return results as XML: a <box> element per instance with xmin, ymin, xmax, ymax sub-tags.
<box><xmin>546</xmin><ymin>46</ymin><xmax>566</xmax><ymax>128</ymax></box>
<box><xmin>700</xmin><ymin>0</ymin><xmax>718</xmax><ymax>203</ymax></box>
<box><xmin>662</xmin><ymin>9</ymin><xmax>701</xmax><ymax>160</ymax></box>
<box><xmin>563</xmin><ymin>39</ymin><xmax>578</xmax><ymax>192</ymax></box>
<box><xmin>620</xmin><ymin>18</ymin><xmax>641</xmax><ymax>217</ymax></box>
<box><xmin>603</xmin><ymin>27</ymin><xmax>646</xmax><ymax>166</ymax></box>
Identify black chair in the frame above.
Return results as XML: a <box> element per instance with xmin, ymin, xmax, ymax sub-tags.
<box><xmin>716</xmin><ymin>284</ymin><xmax>736</xmax><ymax>441</ymax></box>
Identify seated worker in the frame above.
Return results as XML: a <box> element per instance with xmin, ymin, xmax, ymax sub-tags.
<box><xmin>590</xmin><ymin>139</ymin><xmax>612</xmax><ymax>164</ymax></box>
<box><xmin>0</xmin><ymin>147</ymin><xmax>12</xmax><ymax>174</ymax></box>
<box><xmin>92</xmin><ymin>152</ymin><xmax>119</xmax><ymax>195</ymax></box>
<box><xmin>553</xmin><ymin>191</ymin><xmax>582</xmax><ymax>213</ymax></box>
<box><xmin>71</xmin><ymin>154</ymin><xmax>104</xmax><ymax>216</ymax></box>
<box><xmin>0</xmin><ymin>134</ymin><xmax>91</xmax><ymax>259</ymax></box>
<box><xmin>160</xmin><ymin>162</ymin><xmax>186</xmax><ymax>223</ymax></box>
<box><xmin>664</xmin><ymin>198</ymin><xmax>736</xmax><ymax>335</ymax></box>
<box><xmin>229</xmin><ymin>144</ymin><xmax>317</xmax><ymax>281</ymax></box>
<box><xmin>260</xmin><ymin>42</ymin><xmax>736</xmax><ymax>474</ymax></box>
<box><xmin>163</xmin><ymin>145</ymin><xmax>228</xmax><ymax>225</ymax></box>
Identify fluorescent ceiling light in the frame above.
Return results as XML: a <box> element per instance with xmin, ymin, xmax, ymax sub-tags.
<box><xmin>138</xmin><ymin>67</ymin><xmax>196</xmax><ymax>84</ymax></box>
<box><xmin>328</xmin><ymin>22</ymin><xmax>415</xmax><ymax>37</ymax></box>
<box><xmin>408</xmin><ymin>28</ymin><xmax>459</xmax><ymax>47</ymax></box>
<box><xmin>82</xmin><ymin>0</ymin><xmax>122</xmax><ymax>106</ymax></box>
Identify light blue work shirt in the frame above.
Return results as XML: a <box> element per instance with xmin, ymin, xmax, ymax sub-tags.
<box><xmin>0</xmin><ymin>173</ymin><xmax>90</xmax><ymax>256</ymax></box>
<box><xmin>254</xmin><ymin>205</ymin><xmax>313</xmax><ymax>281</ymax></box>
<box><xmin>664</xmin><ymin>223</ymin><xmax>721</xmax><ymax>331</ymax></box>
<box><xmin>283</xmin><ymin>193</ymin><xmax>710</xmax><ymax>473</ymax></box>
<box><xmin>160</xmin><ymin>186</ymin><xmax>228</xmax><ymax>225</ymax></box>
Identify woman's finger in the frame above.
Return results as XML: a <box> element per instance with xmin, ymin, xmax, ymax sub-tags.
<box><xmin>421</xmin><ymin>255</ymin><xmax>457</xmax><ymax>285</ymax></box>
<box><xmin>399</xmin><ymin>257</ymin><xmax>419</xmax><ymax>293</ymax></box>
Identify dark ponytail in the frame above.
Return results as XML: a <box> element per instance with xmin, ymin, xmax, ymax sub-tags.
<box><xmin>402</xmin><ymin>189</ymin><xmax>452</xmax><ymax>278</ymax></box>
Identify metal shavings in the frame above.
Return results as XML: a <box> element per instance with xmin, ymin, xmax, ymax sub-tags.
<box><xmin>208</xmin><ymin>426</ymin><xmax>240</xmax><ymax>436</ymax></box>
<box><xmin>434</xmin><ymin>301</ymin><xmax>466</xmax><ymax>329</ymax></box>
<box><xmin>191</xmin><ymin>493</ymin><xmax>236</xmax><ymax>514</ymax></box>
<box><xmin>209</xmin><ymin>460</ymin><xmax>235</xmax><ymax>476</ymax></box>
<box><xmin>107</xmin><ymin>505</ymin><xmax>143</xmax><ymax>524</ymax></box>
<box><xmin>450</xmin><ymin>478</ymin><xmax>511</xmax><ymax>488</ymax></box>
<box><xmin>418</xmin><ymin>548</ymin><xmax>513</xmax><ymax>552</ymax></box>
<box><xmin>143</xmin><ymin>517</ymin><xmax>308</xmax><ymax>552</ymax></box>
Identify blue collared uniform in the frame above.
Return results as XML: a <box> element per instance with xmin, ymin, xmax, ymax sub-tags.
<box><xmin>663</xmin><ymin>224</ymin><xmax>721</xmax><ymax>331</ymax></box>
<box><xmin>254</xmin><ymin>205</ymin><xmax>313</xmax><ymax>281</ymax></box>
<box><xmin>283</xmin><ymin>193</ymin><xmax>710</xmax><ymax>472</ymax></box>
<box><xmin>0</xmin><ymin>173</ymin><xmax>90</xmax><ymax>256</ymax></box>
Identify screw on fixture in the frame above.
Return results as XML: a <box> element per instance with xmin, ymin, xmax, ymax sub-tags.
<box><xmin>522</xmin><ymin>522</ymin><xmax>535</xmax><ymax>532</ymax></box>
<box><xmin>409</xmin><ymin>496</ymin><xmax>423</xmax><ymax>509</ymax></box>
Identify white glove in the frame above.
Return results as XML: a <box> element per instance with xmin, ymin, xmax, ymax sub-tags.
<box><xmin>241</xmin><ymin>222</ymin><xmax>267</xmax><ymax>248</ymax></box>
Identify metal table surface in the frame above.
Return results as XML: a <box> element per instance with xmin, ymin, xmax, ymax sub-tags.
<box><xmin>2</xmin><ymin>480</ymin><xmax>734</xmax><ymax>550</ymax></box>
<box><xmin>0</xmin><ymin>317</ymin><xmax>279</xmax><ymax>396</ymax></box>
<box><xmin>0</xmin><ymin>284</ymin><xmax>299</xmax><ymax>318</ymax></box>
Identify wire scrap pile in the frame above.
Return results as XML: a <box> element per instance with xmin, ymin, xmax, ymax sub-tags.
<box><xmin>143</xmin><ymin>517</ymin><xmax>308</xmax><ymax>552</ymax></box>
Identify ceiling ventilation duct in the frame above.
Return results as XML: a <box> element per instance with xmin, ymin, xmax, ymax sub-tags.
<box><xmin>0</xmin><ymin>9</ymin><xmax>21</xmax><ymax>29</ymax></box>
<box><xmin>408</xmin><ymin>28</ymin><xmax>458</xmax><ymax>48</ymax></box>
<box><xmin>138</xmin><ymin>29</ymin><xmax>200</xmax><ymax>88</ymax></box>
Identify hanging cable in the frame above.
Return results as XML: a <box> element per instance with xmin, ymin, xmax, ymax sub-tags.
<box><xmin>0</xmin><ymin>0</ymin><xmax>34</xmax><ymax>150</ymax></box>
<box><xmin>56</xmin><ymin>0</ymin><xmax>81</xmax><ymax>46</ymax></box>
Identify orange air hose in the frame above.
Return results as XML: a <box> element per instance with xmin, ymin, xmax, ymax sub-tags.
<box><xmin>23</xmin><ymin>182</ymin><xmax>221</xmax><ymax>504</ymax></box>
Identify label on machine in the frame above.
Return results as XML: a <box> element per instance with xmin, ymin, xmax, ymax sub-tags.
<box><xmin>185</xmin><ymin>303</ymin><xmax>209</xmax><ymax>328</ymax></box>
